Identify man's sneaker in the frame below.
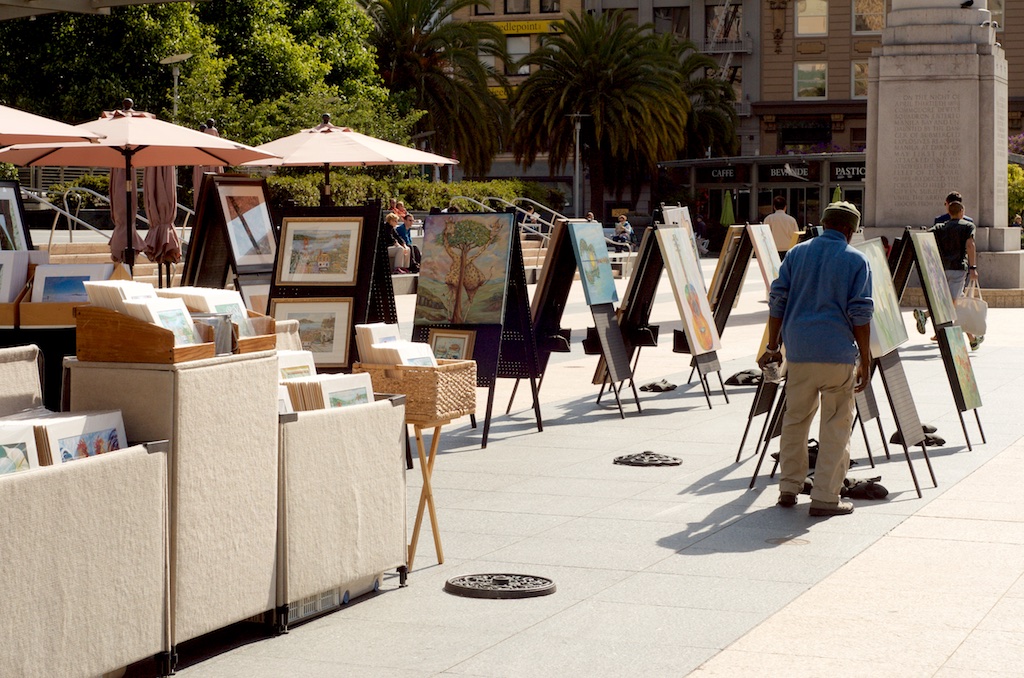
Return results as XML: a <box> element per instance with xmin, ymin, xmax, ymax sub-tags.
<box><xmin>777</xmin><ymin>492</ymin><xmax>798</xmax><ymax>508</ymax></box>
<box><xmin>913</xmin><ymin>309</ymin><xmax>927</xmax><ymax>335</ymax></box>
<box><xmin>970</xmin><ymin>335</ymin><xmax>984</xmax><ymax>351</ymax></box>
<box><xmin>809</xmin><ymin>499</ymin><xmax>854</xmax><ymax>516</ymax></box>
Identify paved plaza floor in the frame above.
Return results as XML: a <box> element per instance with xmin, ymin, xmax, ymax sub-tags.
<box><xmin>146</xmin><ymin>250</ymin><xmax>1023</xmax><ymax>678</ymax></box>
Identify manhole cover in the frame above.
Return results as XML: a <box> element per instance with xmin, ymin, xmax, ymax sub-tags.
<box><xmin>444</xmin><ymin>574</ymin><xmax>556</xmax><ymax>599</ymax></box>
<box><xmin>613</xmin><ymin>451</ymin><xmax>683</xmax><ymax>467</ymax></box>
<box><xmin>765</xmin><ymin>537</ymin><xmax>810</xmax><ymax>546</ymax></box>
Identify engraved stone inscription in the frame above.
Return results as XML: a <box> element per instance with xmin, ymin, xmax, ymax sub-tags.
<box><xmin>888</xmin><ymin>92</ymin><xmax>963</xmax><ymax>211</ymax></box>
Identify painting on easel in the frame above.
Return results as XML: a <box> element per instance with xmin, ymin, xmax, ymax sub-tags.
<box><xmin>567</xmin><ymin>221</ymin><xmax>618</xmax><ymax>306</ymax></box>
<box><xmin>413</xmin><ymin>213</ymin><xmax>515</xmax><ymax>325</ymax></box>
<box><xmin>657</xmin><ymin>226</ymin><xmax>721</xmax><ymax>355</ymax></box>
<box><xmin>910</xmin><ymin>231</ymin><xmax>957</xmax><ymax>326</ymax></box>
<box><xmin>941</xmin><ymin>326</ymin><xmax>982</xmax><ymax>411</ymax></box>
<box><xmin>854</xmin><ymin>239</ymin><xmax>909</xmax><ymax>358</ymax></box>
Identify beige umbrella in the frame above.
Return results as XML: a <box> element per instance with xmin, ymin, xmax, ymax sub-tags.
<box><xmin>143</xmin><ymin>165</ymin><xmax>181</xmax><ymax>284</ymax></box>
<box><xmin>0</xmin><ymin>104</ymin><xmax>102</xmax><ymax>146</ymax></box>
<box><xmin>243</xmin><ymin>114</ymin><xmax>457</xmax><ymax>206</ymax></box>
<box><xmin>0</xmin><ymin>102</ymin><xmax>277</xmax><ymax>271</ymax></box>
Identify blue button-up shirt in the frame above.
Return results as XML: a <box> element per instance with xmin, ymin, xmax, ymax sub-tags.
<box><xmin>768</xmin><ymin>229</ymin><xmax>873</xmax><ymax>364</ymax></box>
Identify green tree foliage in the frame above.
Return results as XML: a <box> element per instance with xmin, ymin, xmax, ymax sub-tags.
<box><xmin>360</xmin><ymin>0</ymin><xmax>511</xmax><ymax>176</ymax></box>
<box><xmin>510</xmin><ymin>11</ymin><xmax>716</xmax><ymax>213</ymax></box>
<box><xmin>1008</xmin><ymin>163</ymin><xmax>1024</xmax><ymax>222</ymax></box>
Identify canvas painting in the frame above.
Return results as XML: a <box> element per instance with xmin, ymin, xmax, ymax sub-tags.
<box><xmin>746</xmin><ymin>223</ymin><xmax>782</xmax><ymax>291</ymax></box>
<box><xmin>428</xmin><ymin>328</ymin><xmax>476</xmax><ymax>360</ymax></box>
<box><xmin>270</xmin><ymin>298</ymin><xmax>353</xmax><ymax>367</ymax></box>
<box><xmin>277</xmin><ymin>217</ymin><xmax>362</xmax><ymax>285</ymax></box>
<box><xmin>217</xmin><ymin>182</ymin><xmax>277</xmax><ymax>268</ymax></box>
<box><xmin>0</xmin><ymin>183</ymin><xmax>29</xmax><ymax>251</ymax></box>
<box><xmin>942</xmin><ymin>327</ymin><xmax>982</xmax><ymax>411</ymax></box>
<box><xmin>567</xmin><ymin>221</ymin><xmax>618</xmax><ymax>306</ymax></box>
<box><xmin>0</xmin><ymin>423</ymin><xmax>40</xmax><ymax>474</ymax></box>
<box><xmin>414</xmin><ymin>213</ymin><xmax>515</xmax><ymax>325</ymax></box>
<box><xmin>911</xmin><ymin>231</ymin><xmax>957</xmax><ymax>326</ymax></box>
<box><xmin>30</xmin><ymin>263</ymin><xmax>114</xmax><ymax>303</ymax></box>
<box><xmin>854</xmin><ymin>239</ymin><xmax>908</xmax><ymax>358</ymax></box>
<box><xmin>708</xmin><ymin>225</ymin><xmax>747</xmax><ymax>310</ymax></box>
<box><xmin>657</xmin><ymin>226</ymin><xmax>722</xmax><ymax>355</ymax></box>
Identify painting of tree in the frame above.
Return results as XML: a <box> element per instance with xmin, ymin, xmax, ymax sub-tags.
<box><xmin>413</xmin><ymin>213</ymin><xmax>515</xmax><ymax>325</ymax></box>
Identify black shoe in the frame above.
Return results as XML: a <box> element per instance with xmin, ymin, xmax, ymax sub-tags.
<box><xmin>777</xmin><ymin>492</ymin><xmax>797</xmax><ymax>507</ymax></box>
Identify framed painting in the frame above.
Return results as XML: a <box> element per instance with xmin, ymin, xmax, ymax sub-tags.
<box><xmin>428</xmin><ymin>328</ymin><xmax>477</xmax><ymax>360</ymax></box>
<box><xmin>270</xmin><ymin>297</ymin><xmax>353</xmax><ymax>367</ymax></box>
<box><xmin>276</xmin><ymin>216</ymin><xmax>362</xmax><ymax>286</ymax></box>
<box><xmin>854</xmin><ymin>239</ymin><xmax>908</xmax><ymax>358</ymax></box>
<box><xmin>941</xmin><ymin>326</ymin><xmax>982</xmax><ymax>411</ymax></box>
<box><xmin>43</xmin><ymin>411</ymin><xmax>126</xmax><ymax>465</ymax></box>
<box><xmin>236</xmin><ymin>273</ymin><xmax>271</xmax><ymax>314</ymax></box>
<box><xmin>708</xmin><ymin>224</ymin><xmax>746</xmax><ymax>310</ymax></box>
<box><xmin>413</xmin><ymin>212</ymin><xmax>515</xmax><ymax>325</ymax></box>
<box><xmin>30</xmin><ymin>263</ymin><xmax>114</xmax><ymax>303</ymax></box>
<box><xmin>0</xmin><ymin>422</ymin><xmax>40</xmax><ymax>474</ymax></box>
<box><xmin>214</xmin><ymin>178</ymin><xmax>277</xmax><ymax>269</ymax></box>
<box><xmin>910</xmin><ymin>231</ymin><xmax>957</xmax><ymax>326</ymax></box>
<box><xmin>656</xmin><ymin>226</ymin><xmax>722</xmax><ymax>355</ymax></box>
<box><xmin>567</xmin><ymin>221</ymin><xmax>618</xmax><ymax>306</ymax></box>
<box><xmin>746</xmin><ymin>223</ymin><xmax>782</xmax><ymax>291</ymax></box>
<box><xmin>0</xmin><ymin>180</ymin><xmax>32</xmax><ymax>251</ymax></box>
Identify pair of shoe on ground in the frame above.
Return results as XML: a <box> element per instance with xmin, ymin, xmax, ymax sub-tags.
<box><xmin>778</xmin><ymin>492</ymin><xmax>853</xmax><ymax>516</ymax></box>
<box><xmin>914</xmin><ymin>309</ymin><xmax>984</xmax><ymax>350</ymax></box>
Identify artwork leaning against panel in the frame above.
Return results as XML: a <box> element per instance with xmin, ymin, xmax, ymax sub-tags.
<box><xmin>0</xmin><ymin>182</ymin><xmax>30</xmax><ymax>251</ymax></box>
<box><xmin>428</xmin><ymin>328</ymin><xmax>476</xmax><ymax>360</ymax></box>
<box><xmin>276</xmin><ymin>217</ymin><xmax>362</xmax><ymax>286</ymax></box>
<box><xmin>270</xmin><ymin>298</ymin><xmax>354</xmax><ymax>367</ymax></box>
<box><xmin>746</xmin><ymin>223</ymin><xmax>782</xmax><ymax>291</ymax></box>
<box><xmin>414</xmin><ymin>213</ymin><xmax>515</xmax><ymax>325</ymax></box>
<box><xmin>911</xmin><ymin>231</ymin><xmax>957</xmax><ymax>327</ymax></box>
<box><xmin>854</xmin><ymin>238</ymin><xmax>908</xmax><ymax>359</ymax></box>
<box><xmin>656</xmin><ymin>226</ymin><xmax>721</xmax><ymax>355</ymax></box>
<box><xmin>567</xmin><ymin>221</ymin><xmax>618</xmax><ymax>306</ymax></box>
<box><xmin>216</xmin><ymin>181</ymin><xmax>277</xmax><ymax>268</ymax></box>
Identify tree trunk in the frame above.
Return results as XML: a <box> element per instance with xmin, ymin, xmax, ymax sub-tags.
<box><xmin>586</xmin><ymin>148</ymin><xmax>605</xmax><ymax>219</ymax></box>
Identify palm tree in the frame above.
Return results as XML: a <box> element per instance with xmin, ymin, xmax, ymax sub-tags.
<box><xmin>663</xmin><ymin>34</ymin><xmax>740</xmax><ymax>159</ymax></box>
<box><xmin>510</xmin><ymin>11</ymin><xmax>695</xmax><ymax>213</ymax></box>
<box><xmin>361</xmin><ymin>0</ymin><xmax>510</xmax><ymax>176</ymax></box>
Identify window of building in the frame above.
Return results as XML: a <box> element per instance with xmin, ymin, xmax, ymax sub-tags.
<box><xmin>850</xmin><ymin>127</ymin><xmax>867</xmax><ymax>151</ymax></box>
<box><xmin>475</xmin><ymin>2</ymin><xmax>494</xmax><ymax>15</ymax></box>
<box><xmin>705</xmin><ymin>3</ymin><xmax>742</xmax><ymax>44</ymax></box>
<box><xmin>797</xmin><ymin>0</ymin><xmax>828</xmax><ymax>36</ymax></box>
<box><xmin>506</xmin><ymin>35</ymin><xmax>531</xmax><ymax>76</ymax></box>
<box><xmin>540</xmin><ymin>0</ymin><xmax>559</xmax><ymax>13</ymax></box>
<box><xmin>505</xmin><ymin>0</ymin><xmax>529</xmax><ymax>14</ymax></box>
<box><xmin>852</xmin><ymin>0</ymin><xmax>884</xmax><ymax>33</ymax></box>
<box><xmin>479</xmin><ymin>53</ymin><xmax>498</xmax><ymax>71</ymax></box>
<box><xmin>851</xmin><ymin>61</ymin><xmax>868</xmax><ymax>99</ymax></box>
<box><xmin>653</xmin><ymin>7</ymin><xmax>690</xmax><ymax>38</ymax></box>
<box><xmin>795</xmin><ymin>63</ymin><xmax>827</xmax><ymax>99</ymax></box>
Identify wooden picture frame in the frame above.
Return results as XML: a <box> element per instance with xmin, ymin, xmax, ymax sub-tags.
<box><xmin>270</xmin><ymin>297</ymin><xmax>353</xmax><ymax>367</ymax></box>
<box><xmin>215</xmin><ymin>177</ymin><xmax>277</xmax><ymax>269</ymax></box>
<box><xmin>236</xmin><ymin>273</ymin><xmax>271</xmax><ymax>315</ymax></box>
<box><xmin>275</xmin><ymin>216</ymin><xmax>363</xmax><ymax>286</ymax></box>
<box><xmin>0</xmin><ymin>180</ymin><xmax>32</xmax><ymax>251</ymax></box>
<box><xmin>428</xmin><ymin>328</ymin><xmax>477</xmax><ymax>360</ymax></box>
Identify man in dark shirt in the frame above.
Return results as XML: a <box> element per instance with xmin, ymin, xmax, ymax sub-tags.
<box><xmin>931</xmin><ymin>201</ymin><xmax>981</xmax><ymax>348</ymax></box>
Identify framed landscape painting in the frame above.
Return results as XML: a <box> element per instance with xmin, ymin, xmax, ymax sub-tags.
<box><xmin>0</xmin><ymin>181</ymin><xmax>31</xmax><ymax>251</ymax></box>
<box><xmin>414</xmin><ymin>212</ymin><xmax>515</xmax><ymax>325</ymax></box>
<box><xmin>215</xmin><ymin>179</ymin><xmax>277</xmax><ymax>269</ymax></box>
<box><xmin>657</xmin><ymin>226</ymin><xmax>721</xmax><ymax>355</ymax></box>
<box><xmin>567</xmin><ymin>221</ymin><xmax>618</xmax><ymax>306</ymax></box>
<box><xmin>941</xmin><ymin>326</ymin><xmax>982</xmax><ymax>411</ymax></box>
<box><xmin>428</xmin><ymin>328</ymin><xmax>476</xmax><ymax>360</ymax></box>
<box><xmin>911</xmin><ymin>231</ymin><xmax>957</xmax><ymax>327</ymax></box>
<box><xmin>276</xmin><ymin>216</ymin><xmax>362</xmax><ymax>286</ymax></box>
<box><xmin>270</xmin><ymin>298</ymin><xmax>353</xmax><ymax>367</ymax></box>
<box><xmin>30</xmin><ymin>263</ymin><xmax>114</xmax><ymax>303</ymax></box>
<box><xmin>854</xmin><ymin>239</ymin><xmax>908</xmax><ymax>358</ymax></box>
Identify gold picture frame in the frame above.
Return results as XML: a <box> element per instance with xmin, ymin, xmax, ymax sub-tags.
<box><xmin>275</xmin><ymin>216</ymin><xmax>363</xmax><ymax>286</ymax></box>
<box><xmin>427</xmin><ymin>328</ymin><xmax>477</xmax><ymax>361</ymax></box>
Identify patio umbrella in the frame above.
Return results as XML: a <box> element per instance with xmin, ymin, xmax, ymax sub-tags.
<box><xmin>143</xmin><ymin>165</ymin><xmax>181</xmax><ymax>287</ymax></box>
<box><xmin>243</xmin><ymin>114</ymin><xmax>457</xmax><ymax>206</ymax></box>
<box><xmin>720</xmin><ymin>190</ymin><xmax>736</xmax><ymax>227</ymax></box>
<box><xmin>0</xmin><ymin>104</ymin><xmax>102</xmax><ymax>146</ymax></box>
<box><xmin>0</xmin><ymin>100</ymin><xmax>276</xmax><ymax>271</ymax></box>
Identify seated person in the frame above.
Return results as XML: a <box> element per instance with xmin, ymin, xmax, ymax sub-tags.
<box><xmin>611</xmin><ymin>215</ymin><xmax>634</xmax><ymax>252</ymax></box>
<box><xmin>384</xmin><ymin>212</ymin><xmax>411</xmax><ymax>273</ymax></box>
<box><xmin>397</xmin><ymin>214</ymin><xmax>421</xmax><ymax>272</ymax></box>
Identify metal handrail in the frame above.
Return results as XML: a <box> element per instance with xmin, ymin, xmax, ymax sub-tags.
<box><xmin>18</xmin><ymin>187</ymin><xmax>111</xmax><ymax>251</ymax></box>
<box><xmin>56</xmin><ymin>185</ymin><xmax>195</xmax><ymax>249</ymax></box>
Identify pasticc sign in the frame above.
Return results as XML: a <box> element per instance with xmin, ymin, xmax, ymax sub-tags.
<box><xmin>830</xmin><ymin>162</ymin><xmax>866</xmax><ymax>182</ymax></box>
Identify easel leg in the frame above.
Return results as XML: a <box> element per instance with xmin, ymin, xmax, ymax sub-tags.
<box><xmin>687</xmin><ymin>365</ymin><xmax>696</xmax><ymax>385</ymax></box>
<box><xmin>505</xmin><ymin>378</ymin><xmax>520</xmax><ymax>415</ymax></box>
<box><xmin>470</xmin><ymin>414</ymin><xmax>477</xmax><ymax>429</ymax></box>
<box><xmin>699</xmin><ymin>372</ymin><xmax>713</xmax><ymax>410</ymax></box>
<box><xmin>921</xmin><ymin>443</ymin><xmax>937</xmax><ymax>487</ymax></box>
<box><xmin>529</xmin><ymin>375</ymin><xmax>543</xmax><ymax>432</ymax></box>
<box><xmin>611</xmin><ymin>381</ymin><xmax>626</xmax><ymax>419</ymax></box>
<box><xmin>736</xmin><ymin>380</ymin><xmax>768</xmax><ymax>463</ymax></box>
<box><xmin>877</xmin><ymin>418</ymin><xmax>891</xmax><ymax>459</ymax></box>
<box><xmin>749</xmin><ymin>391</ymin><xmax>786</xmax><ymax>489</ymax></box>
<box><xmin>408</xmin><ymin>425</ymin><xmax>444</xmax><ymax>570</ymax></box>
<box><xmin>717</xmin><ymin>371</ymin><xmax>729</xmax><ymax>404</ymax></box>
<box><xmin>596</xmin><ymin>377</ymin><xmax>608</xmax><ymax>404</ymax></box>
<box><xmin>974</xmin><ymin>410</ymin><xmax>986</xmax><ymax>443</ymax></box>
<box><xmin>900</xmin><ymin>440</ymin><xmax>923</xmax><ymax>499</ymax></box>
<box><xmin>854</xmin><ymin>414</ymin><xmax>876</xmax><ymax>468</ymax></box>
<box><xmin>957</xmin><ymin>410</ymin><xmax>973</xmax><ymax>451</ymax></box>
<box><xmin>481</xmin><ymin>384</ymin><xmax>496</xmax><ymax>449</ymax></box>
<box><xmin>629</xmin><ymin>379</ymin><xmax>642</xmax><ymax>413</ymax></box>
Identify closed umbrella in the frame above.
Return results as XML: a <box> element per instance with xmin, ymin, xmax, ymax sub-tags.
<box><xmin>720</xmin><ymin>190</ymin><xmax>736</xmax><ymax>227</ymax></box>
<box><xmin>243</xmin><ymin>114</ymin><xmax>457</xmax><ymax>206</ymax></box>
<box><xmin>109</xmin><ymin>167</ymin><xmax>144</xmax><ymax>262</ymax></box>
<box><xmin>143</xmin><ymin>165</ymin><xmax>181</xmax><ymax>287</ymax></box>
<box><xmin>0</xmin><ymin>104</ymin><xmax>101</xmax><ymax>146</ymax></box>
<box><xmin>0</xmin><ymin>100</ymin><xmax>276</xmax><ymax>272</ymax></box>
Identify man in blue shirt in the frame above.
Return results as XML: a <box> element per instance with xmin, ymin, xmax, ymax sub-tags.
<box><xmin>759</xmin><ymin>201</ymin><xmax>873</xmax><ymax>516</ymax></box>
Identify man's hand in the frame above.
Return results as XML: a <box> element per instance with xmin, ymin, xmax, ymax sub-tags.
<box><xmin>758</xmin><ymin>349</ymin><xmax>781</xmax><ymax>370</ymax></box>
<box><xmin>854</xmin><ymin>358</ymin><xmax>870</xmax><ymax>393</ymax></box>
<box><xmin>969</xmin><ymin>268</ymin><xmax>979</xmax><ymax>283</ymax></box>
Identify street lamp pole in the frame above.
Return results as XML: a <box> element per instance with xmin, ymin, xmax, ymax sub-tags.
<box><xmin>159</xmin><ymin>52</ymin><xmax>192</xmax><ymax>122</ymax></box>
<box><xmin>568</xmin><ymin>113</ymin><xmax>590</xmax><ymax>218</ymax></box>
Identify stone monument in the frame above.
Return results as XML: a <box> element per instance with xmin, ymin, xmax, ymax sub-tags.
<box><xmin>865</xmin><ymin>0</ymin><xmax>1023</xmax><ymax>288</ymax></box>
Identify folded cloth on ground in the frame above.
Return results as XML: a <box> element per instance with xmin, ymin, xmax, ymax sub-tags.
<box><xmin>841</xmin><ymin>476</ymin><xmax>888</xmax><ymax>500</ymax></box>
<box><xmin>772</xmin><ymin>439</ymin><xmax>856</xmax><ymax>469</ymax></box>
<box><xmin>640</xmin><ymin>380</ymin><xmax>676</xmax><ymax>392</ymax></box>
<box><xmin>889</xmin><ymin>429</ymin><xmax>944</xmax><ymax>446</ymax></box>
<box><xmin>725</xmin><ymin>369</ymin><xmax>762</xmax><ymax>386</ymax></box>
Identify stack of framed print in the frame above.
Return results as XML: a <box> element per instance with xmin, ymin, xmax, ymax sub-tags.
<box><xmin>565</xmin><ymin>220</ymin><xmax>639</xmax><ymax>418</ymax></box>
<box><xmin>262</xmin><ymin>202</ymin><xmax>394</xmax><ymax>372</ymax></box>
<box><xmin>656</xmin><ymin>225</ymin><xmax>726</xmax><ymax>409</ymax></box>
<box><xmin>410</xmin><ymin>211</ymin><xmax>541</xmax><ymax>447</ymax></box>
<box><xmin>183</xmin><ymin>175</ymin><xmax>278</xmax><ymax>289</ymax></box>
<box><xmin>0</xmin><ymin>180</ymin><xmax>32</xmax><ymax>251</ymax></box>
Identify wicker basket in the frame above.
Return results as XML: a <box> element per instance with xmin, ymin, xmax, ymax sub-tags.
<box><xmin>352</xmin><ymin>359</ymin><xmax>476</xmax><ymax>423</ymax></box>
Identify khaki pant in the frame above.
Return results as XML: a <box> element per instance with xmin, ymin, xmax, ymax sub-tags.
<box><xmin>779</xmin><ymin>362</ymin><xmax>856</xmax><ymax>504</ymax></box>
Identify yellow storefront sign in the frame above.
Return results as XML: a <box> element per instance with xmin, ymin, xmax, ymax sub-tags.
<box><xmin>491</xmin><ymin>19</ymin><xmax>562</xmax><ymax>34</ymax></box>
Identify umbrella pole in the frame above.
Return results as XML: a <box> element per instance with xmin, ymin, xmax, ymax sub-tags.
<box><xmin>122</xmin><ymin>151</ymin><xmax>135</xmax><ymax>275</ymax></box>
<box><xmin>321</xmin><ymin>163</ymin><xmax>332</xmax><ymax>207</ymax></box>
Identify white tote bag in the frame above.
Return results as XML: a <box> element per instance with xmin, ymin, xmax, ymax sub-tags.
<box><xmin>955</xmin><ymin>279</ymin><xmax>987</xmax><ymax>336</ymax></box>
